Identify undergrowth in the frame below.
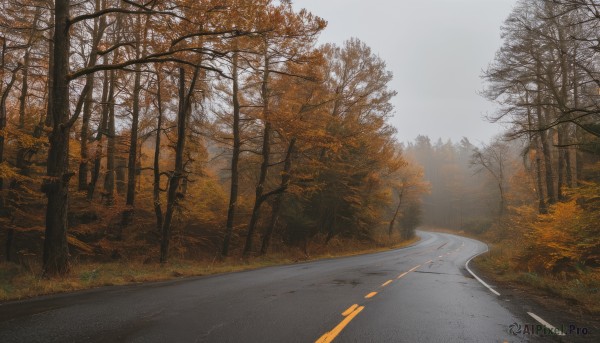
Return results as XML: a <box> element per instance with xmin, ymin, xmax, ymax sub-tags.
<box><xmin>0</xmin><ymin>235</ymin><xmax>419</xmax><ymax>301</ymax></box>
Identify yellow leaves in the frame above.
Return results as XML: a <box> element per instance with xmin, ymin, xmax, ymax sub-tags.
<box><xmin>0</xmin><ymin>162</ymin><xmax>29</xmax><ymax>183</ymax></box>
<box><xmin>522</xmin><ymin>182</ymin><xmax>600</xmax><ymax>273</ymax></box>
<box><xmin>1</xmin><ymin>126</ymin><xmax>46</xmax><ymax>150</ymax></box>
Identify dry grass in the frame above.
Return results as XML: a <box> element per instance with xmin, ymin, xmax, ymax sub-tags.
<box><xmin>0</xmin><ymin>234</ymin><xmax>419</xmax><ymax>302</ymax></box>
<box><xmin>474</xmin><ymin>242</ymin><xmax>600</xmax><ymax>316</ymax></box>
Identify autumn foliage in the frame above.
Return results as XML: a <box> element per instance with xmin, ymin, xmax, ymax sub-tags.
<box><xmin>0</xmin><ymin>0</ymin><xmax>428</xmax><ymax>276</ymax></box>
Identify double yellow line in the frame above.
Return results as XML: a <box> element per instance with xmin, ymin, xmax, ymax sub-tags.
<box><xmin>315</xmin><ymin>305</ymin><xmax>365</xmax><ymax>343</ymax></box>
<box><xmin>314</xmin><ymin>264</ymin><xmax>423</xmax><ymax>343</ymax></box>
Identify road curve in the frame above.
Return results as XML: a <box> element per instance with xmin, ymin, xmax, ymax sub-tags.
<box><xmin>1</xmin><ymin>231</ymin><xmax>543</xmax><ymax>342</ymax></box>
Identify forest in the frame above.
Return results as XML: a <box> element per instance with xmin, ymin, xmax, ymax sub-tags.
<box><xmin>0</xmin><ymin>0</ymin><xmax>430</xmax><ymax>280</ymax></box>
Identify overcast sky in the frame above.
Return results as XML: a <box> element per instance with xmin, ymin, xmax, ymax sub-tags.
<box><xmin>292</xmin><ymin>0</ymin><xmax>517</xmax><ymax>144</ymax></box>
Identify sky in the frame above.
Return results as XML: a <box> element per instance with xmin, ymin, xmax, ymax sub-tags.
<box><xmin>292</xmin><ymin>0</ymin><xmax>517</xmax><ymax>145</ymax></box>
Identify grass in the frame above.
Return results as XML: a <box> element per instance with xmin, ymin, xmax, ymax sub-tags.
<box><xmin>473</xmin><ymin>242</ymin><xmax>600</xmax><ymax>316</ymax></box>
<box><xmin>0</xmin><ymin>235</ymin><xmax>419</xmax><ymax>302</ymax></box>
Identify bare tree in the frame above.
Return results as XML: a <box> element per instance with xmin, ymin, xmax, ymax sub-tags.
<box><xmin>471</xmin><ymin>140</ymin><xmax>510</xmax><ymax>216</ymax></box>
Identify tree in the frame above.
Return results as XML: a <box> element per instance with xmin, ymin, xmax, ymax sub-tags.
<box><xmin>38</xmin><ymin>0</ymin><xmax>258</xmax><ymax>275</ymax></box>
<box><xmin>241</xmin><ymin>3</ymin><xmax>325</xmax><ymax>256</ymax></box>
<box><xmin>308</xmin><ymin>38</ymin><xmax>397</xmax><ymax>242</ymax></box>
<box><xmin>471</xmin><ymin>139</ymin><xmax>510</xmax><ymax>216</ymax></box>
<box><xmin>387</xmin><ymin>157</ymin><xmax>429</xmax><ymax>237</ymax></box>
<box><xmin>160</xmin><ymin>66</ymin><xmax>199</xmax><ymax>263</ymax></box>
<box><xmin>398</xmin><ymin>201</ymin><xmax>422</xmax><ymax>240</ymax></box>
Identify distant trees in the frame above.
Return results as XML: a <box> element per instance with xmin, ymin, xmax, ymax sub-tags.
<box><xmin>406</xmin><ymin>137</ymin><xmax>484</xmax><ymax>230</ymax></box>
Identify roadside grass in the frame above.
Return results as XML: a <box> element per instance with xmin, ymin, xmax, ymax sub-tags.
<box><xmin>473</xmin><ymin>242</ymin><xmax>600</xmax><ymax>316</ymax></box>
<box><xmin>0</xmin><ymin>235</ymin><xmax>419</xmax><ymax>302</ymax></box>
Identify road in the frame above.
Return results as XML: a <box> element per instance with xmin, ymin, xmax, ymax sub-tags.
<box><xmin>0</xmin><ymin>231</ymin><xmax>565</xmax><ymax>342</ymax></box>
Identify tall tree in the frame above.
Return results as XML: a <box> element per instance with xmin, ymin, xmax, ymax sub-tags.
<box><xmin>160</xmin><ymin>66</ymin><xmax>199</xmax><ymax>263</ymax></box>
<box><xmin>41</xmin><ymin>0</ymin><xmax>72</xmax><ymax>276</ymax></box>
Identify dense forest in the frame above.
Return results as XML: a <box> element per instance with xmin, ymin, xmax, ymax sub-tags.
<box><xmin>0</xmin><ymin>0</ymin><xmax>431</xmax><ymax>277</ymax></box>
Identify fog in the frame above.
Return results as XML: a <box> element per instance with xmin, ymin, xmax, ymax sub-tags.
<box><xmin>293</xmin><ymin>0</ymin><xmax>516</xmax><ymax>143</ymax></box>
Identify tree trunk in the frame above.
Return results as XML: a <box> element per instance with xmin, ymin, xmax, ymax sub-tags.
<box><xmin>123</xmin><ymin>13</ymin><xmax>150</xmax><ymax>225</ymax></box>
<box><xmin>539</xmin><ymin>119</ymin><xmax>556</xmax><ymax>204</ymax></box>
<box><xmin>78</xmin><ymin>72</ymin><xmax>95</xmax><ymax>191</ymax></box>
<box><xmin>0</xmin><ymin>38</ymin><xmax>5</xmax><ymax>191</ymax></box>
<box><xmin>388</xmin><ymin>189</ymin><xmax>404</xmax><ymax>237</ymax></box>
<box><xmin>260</xmin><ymin>137</ymin><xmax>296</xmax><ymax>255</ymax></box>
<box><xmin>44</xmin><ymin>10</ymin><xmax>55</xmax><ymax>129</ymax></box>
<box><xmin>221</xmin><ymin>49</ymin><xmax>240</xmax><ymax>257</ymax></box>
<box><xmin>153</xmin><ymin>69</ymin><xmax>164</xmax><ymax>231</ymax></box>
<box><xmin>564</xmin><ymin>131</ymin><xmax>573</xmax><ymax>188</ymax></box>
<box><xmin>15</xmin><ymin>50</ymin><xmax>31</xmax><ymax>171</ymax></box>
<box><xmin>15</xmin><ymin>7</ymin><xmax>41</xmax><ymax>172</ymax></box>
<box><xmin>2</xmin><ymin>45</ymin><xmax>23</xmax><ymax>263</ymax></box>
<box><xmin>555</xmin><ymin>14</ymin><xmax>573</xmax><ymax>192</ymax></box>
<box><xmin>527</xmin><ymin>97</ymin><xmax>547</xmax><ymax>214</ymax></box>
<box><xmin>243</xmin><ymin>47</ymin><xmax>271</xmax><ymax>256</ymax></box>
<box><xmin>160</xmin><ymin>67</ymin><xmax>198</xmax><ymax>264</ymax></box>
<box><xmin>535</xmin><ymin>64</ymin><xmax>556</xmax><ymax>204</ymax></box>
<box><xmin>42</xmin><ymin>0</ymin><xmax>71</xmax><ymax>276</ymax></box>
<box><xmin>122</xmin><ymin>62</ymin><xmax>142</xmax><ymax>225</ymax></box>
<box><xmin>535</xmin><ymin>153</ymin><xmax>548</xmax><ymax>214</ymax></box>
<box><xmin>77</xmin><ymin>0</ymin><xmax>104</xmax><ymax>191</ymax></box>
<box><xmin>572</xmin><ymin>54</ymin><xmax>580</xmax><ymax>187</ymax></box>
<box><xmin>103</xmin><ymin>69</ymin><xmax>117</xmax><ymax>205</ymax></box>
<box><xmin>557</xmin><ymin>126</ymin><xmax>566</xmax><ymax>200</ymax></box>
<box><xmin>87</xmin><ymin>67</ymin><xmax>110</xmax><ymax>200</ymax></box>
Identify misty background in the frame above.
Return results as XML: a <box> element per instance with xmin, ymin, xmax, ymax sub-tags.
<box><xmin>293</xmin><ymin>0</ymin><xmax>516</xmax><ymax>144</ymax></box>
<box><xmin>293</xmin><ymin>0</ymin><xmax>523</xmax><ymax>230</ymax></box>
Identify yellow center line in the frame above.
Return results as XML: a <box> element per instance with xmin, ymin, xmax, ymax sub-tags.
<box><xmin>315</xmin><ymin>306</ymin><xmax>365</xmax><ymax>343</ymax></box>
<box><xmin>425</xmin><ymin>260</ymin><xmax>433</xmax><ymax>264</ymax></box>
<box><xmin>364</xmin><ymin>291</ymin><xmax>378</xmax><ymax>299</ymax></box>
<box><xmin>316</xmin><ymin>262</ymin><xmax>428</xmax><ymax>343</ymax></box>
<box><xmin>381</xmin><ymin>280</ymin><xmax>393</xmax><ymax>287</ymax></box>
<box><xmin>341</xmin><ymin>304</ymin><xmax>358</xmax><ymax>316</ymax></box>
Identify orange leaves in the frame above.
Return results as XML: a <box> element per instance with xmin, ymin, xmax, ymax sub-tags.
<box><xmin>522</xmin><ymin>182</ymin><xmax>600</xmax><ymax>273</ymax></box>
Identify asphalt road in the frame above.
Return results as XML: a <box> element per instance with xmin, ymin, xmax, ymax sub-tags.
<box><xmin>0</xmin><ymin>231</ymin><xmax>573</xmax><ymax>342</ymax></box>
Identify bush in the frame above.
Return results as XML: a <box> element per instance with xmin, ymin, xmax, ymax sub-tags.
<box><xmin>521</xmin><ymin>183</ymin><xmax>600</xmax><ymax>273</ymax></box>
